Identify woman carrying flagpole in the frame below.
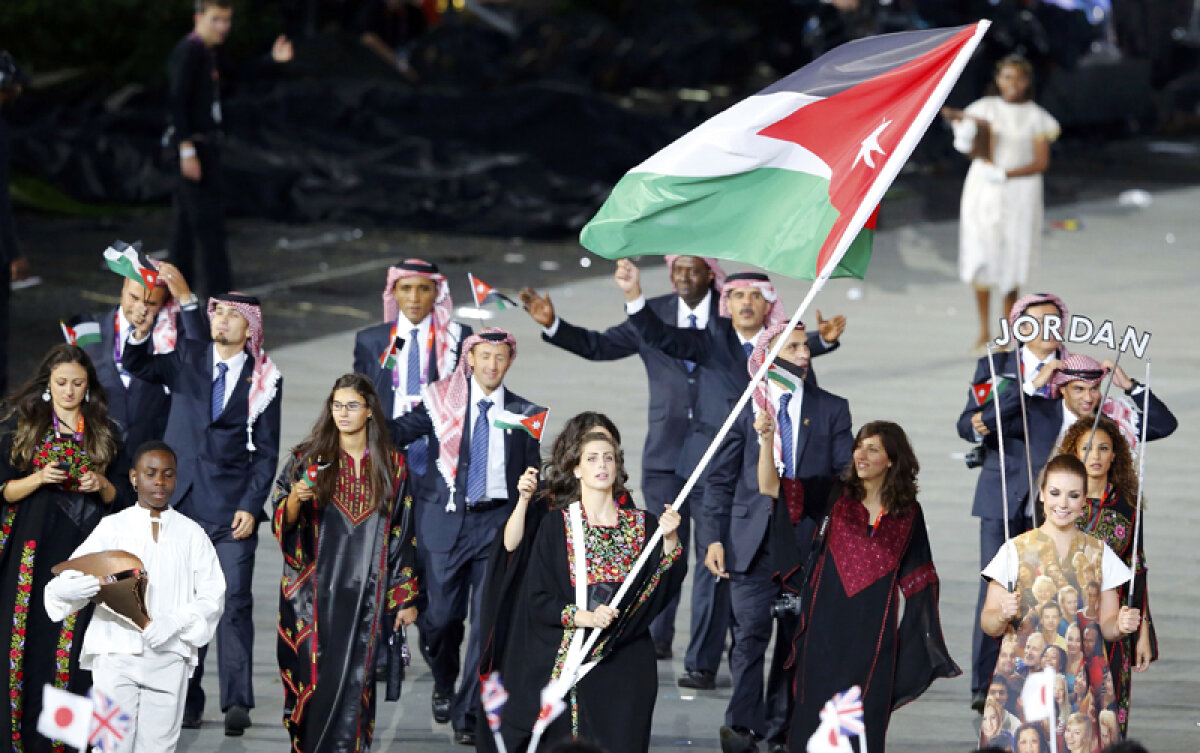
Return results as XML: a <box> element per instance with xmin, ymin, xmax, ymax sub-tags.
<box><xmin>494</xmin><ymin>430</ymin><xmax>685</xmax><ymax>752</ymax></box>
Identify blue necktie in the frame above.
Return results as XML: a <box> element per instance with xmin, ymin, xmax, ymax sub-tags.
<box><xmin>211</xmin><ymin>362</ymin><xmax>228</xmax><ymax>422</ymax></box>
<box><xmin>743</xmin><ymin>341</ymin><xmax>753</xmax><ymax>360</ymax></box>
<box><xmin>778</xmin><ymin>392</ymin><xmax>795</xmax><ymax>479</ymax></box>
<box><xmin>465</xmin><ymin>398</ymin><xmax>492</xmax><ymax>505</ymax></box>
<box><xmin>406</xmin><ymin>328</ymin><xmax>421</xmax><ymax>396</ymax></box>
<box><xmin>405</xmin><ymin>328</ymin><xmax>429</xmax><ymax>473</ymax></box>
<box><xmin>1032</xmin><ymin>361</ymin><xmax>1051</xmax><ymax>398</ymax></box>
<box><xmin>683</xmin><ymin>313</ymin><xmax>698</xmax><ymax>372</ymax></box>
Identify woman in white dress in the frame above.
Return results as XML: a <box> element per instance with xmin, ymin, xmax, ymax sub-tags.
<box><xmin>944</xmin><ymin>55</ymin><xmax>1061</xmax><ymax>353</ymax></box>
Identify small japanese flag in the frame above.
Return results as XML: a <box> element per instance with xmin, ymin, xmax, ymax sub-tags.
<box><xmin>1021</xmin><ymin>667</ymin><xmax>1056</xmax><ymax>722</ymax></box>
<box><xmin>36</xmin><ymin>685</ymin><xmax>93</xmax><ymax>750</ymax></box>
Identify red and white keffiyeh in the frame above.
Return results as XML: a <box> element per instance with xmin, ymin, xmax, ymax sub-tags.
<box><xmin>207</xmin><ymin>294</ymin><xmax>281</xmax><ymax>451</ymax></box>
<box><xmin>749</xmin><ymin>321</ymin><xmax>804</xmax><ymax>473</ymax></box>
<box><xmin>665</xmin><ymin>254</ymin><xmax>728</xmax><ymax>292</ymax></box>
<box><xmin>720</xmin><ymin>273</ymin><xmax>786</xmax><ymax>328</ymax></box>
<box><xmin>1051</xmin><ymin>352</ymin><xmax>1143</xmax><ymax>449</ymax></box>
<box><xmin>422</xmin><ymin>327</ymin><xmax>517</xmax><ymax>504</ymax></box>
<box><xmin>1008</xmin><ymin>291</ymin><xmax>1069</xmax><ymax>330</ymax></box>
<box><xmin>383</xmin><ymin>259</ymin><xmax>458</xmax><ymax>379</ymax></box>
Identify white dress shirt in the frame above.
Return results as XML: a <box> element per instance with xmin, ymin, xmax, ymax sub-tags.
<box><xmin>44</xmin><ymin>505</ymin><xmax>226</xmax><ymax>670</ymax></box>
<box><xmin>1020</xmin><ymin>346</ymin><xmax>1058</xmax><ymax>396</ymax></box>
<box><xmin>677</xmin><ymin>291</ymin><xmax>711</xmax><ymax>329</ymax></box>
<box><xmin>115</xmin><ymin>308</ymin><xmax>135</xmax><ymax>388</ymax></box>
<box><xmin>212</xmin><ymin>348</ymin><xmax>247</xmax><ymax>416</ymax></box>
<box><xmin>393</xmin><ymin>313</ymin><xmax>433</xmax><ymax>419</ymax></box>
<box><xmin>469</xmin><ymin>378</ymin><xmax>508</xmax><ymax>500</ymax></box>
<box><xmin>765</xmin><ymin>378</ymin><xmax>805</xmax><ymax>472</ymax></box>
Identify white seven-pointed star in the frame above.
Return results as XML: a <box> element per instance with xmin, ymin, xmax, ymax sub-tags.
<box><xmin>531</xmin><ymin>420</ymin><xmax>541</xmax><ymax>429</ymax></box>
<box><xmin>853</xmin><ymin>118</ymin><xmax>892</xmax><ymax>170</ymax></box>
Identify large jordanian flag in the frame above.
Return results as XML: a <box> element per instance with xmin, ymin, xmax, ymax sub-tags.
<box><xmin>581</xmin><ymin>23</ymin><xmax>989</xmax><ymax>280</ymax></box>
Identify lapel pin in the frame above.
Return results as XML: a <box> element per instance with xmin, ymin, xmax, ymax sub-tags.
<box><xmin>803</xmin><ymin>418</ymin><xmax>810</xmax><ymax>426</ymax></box>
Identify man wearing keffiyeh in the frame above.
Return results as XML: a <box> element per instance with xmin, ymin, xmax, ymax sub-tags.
<box><xmin>122</xmin><ymin>290</ymin><xmax>282</xmax><ymax>737</ymax></box>
<box><xmin>76</xmin><ymin>260</ymin><xmax>206</xmax><ymax>460</ymax></box>
<box><xmin>353</xmin><ymin>259</ymin><xmax>473</xmax><ymax>485</ymax></box>
<box><xmin>612</xmin><ymin>258</ymin><xmax>846</xmax><ymax>692</ymax></box>
<box><xmin>388</xmin><ymin>327</ymin><xmax>542</xmax><ymax>743</ymax></box>
<box><xmin>701</xmin><ymin>322</ymin><xmax>852</xmax><ymax>753</ymax></box>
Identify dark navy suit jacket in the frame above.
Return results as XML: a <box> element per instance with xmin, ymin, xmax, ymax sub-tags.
<box><xmin>956</xmin><ymin>350</ymin><xmax>1029</xmax><ymax>520</ymax></box>
<box><xmin>544</xmin><ymin>293</ymin><xmax>712</xmax><ymax>475</ymax></box>
<box><xmin>352</xmin><ymin>319</ymin><xmax>472</xmax><ymax>417</ymax></box>
<box><xmin>701</xmin><ymin>386</ymin><xmax>853</xmax><ymax>573</ymax></box>
<box><xmin>122</xmin><ymin>333</ymin><xmax>282</xmax><ymax>526</ymax></box>
<box><xmin>390</xmin><ymin>388</ymin><xmax>542</xmax><ymax>554</ymax></box>
<box><xmin>626</xmin><ymin>304</ymin><xmax>839</xmax><ymax>479</ymax></box>
<box><xmin>974</xmin><ymin>376</ymin><xmax>1177</xmax><ymax>519</ymax></box>
<box><xmin>81</xmin><ymin>306</ymin><xmax>206</xmax><ymax>456</ymax></box>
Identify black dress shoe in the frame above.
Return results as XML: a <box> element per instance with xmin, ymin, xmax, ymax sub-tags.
<box><xmin>453</xmin><ymin>728</ymin><xmax>476</xmax><ymax>746</ymax></box>
<box><xmin>432</xmin><ymin>690</ymin><xmax>453</xmax><ymax>724</ymax></box>
<box><xmin>224</xmin><ymin>706</ymin><xmax>251</xmax><ymax>737</ymax></box>
<box><xmin>720</xmin><ymin>725</ymin><xmax>759</xmax><ymax>753</ymax></box>
<box><xmin>181</xmin><ymin>714</ymin><xmax>201</xmax><ymax>730</ymax></box>
<box><xmin>767</xmin><ymin>741</ymin><xmax>788</xmax><ymax>753</ymax></box>
<box><xmin>970</xmin><ymin>689</ymin><xmax>987</xmax><ymax>713</ymax></box>
<box><xmin>654</xmin><ymin>641</ymin><xmax>673</xmax><ymax>660</ymax></box>
<box><xmin>677</xmin><ymin>669</ymin><xmax>717</xmax><ymax>690</ymax></box>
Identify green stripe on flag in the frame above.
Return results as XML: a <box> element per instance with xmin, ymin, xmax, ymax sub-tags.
<box><xmin>766</xmin><ymin>366</ymin><xmax>797</xmax><ymax>392</ymax></box>
<box><xmin>581</xmin><ymin>168</ymin><xmax>872</xmax><ymax>280</ymax></box>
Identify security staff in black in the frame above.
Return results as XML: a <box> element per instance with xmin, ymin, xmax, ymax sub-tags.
<box><xmin>166</xmin><ymin>0</ymin><xmax>292</xmax><ymax>297</ymax></box>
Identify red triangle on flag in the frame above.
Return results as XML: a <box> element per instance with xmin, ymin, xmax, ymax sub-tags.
<box><xmin>470</xmin><ymin>273</ymin><xmax>494</xmax><ymax>307</ymax></box>
<box><xmin>139</xmin><ymin>267</ymin><xmax>159</xmax><ymax>290</ymax></box>
<box><xmin>757</xmin><ymin>25</ymin><xmax>977</xmax><ymax>274</ymax></box>
<box><xmin>973</xmin><ymin>383</ymin><xmax>992</xmax><ymax>406</ymax></box>
<box><xmin>520</xmin><ymin>410</ymin><xmax>548</xmax><ymax>441</ymax></box>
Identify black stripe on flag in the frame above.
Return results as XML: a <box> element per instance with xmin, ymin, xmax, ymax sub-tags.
<box><xmin>758</xmin><ymin>25</ymin><xmax>975</xmax><ymax>99</ymax></box>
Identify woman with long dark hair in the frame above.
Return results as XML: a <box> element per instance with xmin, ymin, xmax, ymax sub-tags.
<box><xmin>787</xmin><ymin>421</ymin><xmax>959</xmax><ymax>751</ymax></box>
<box><xmin>271</xmin><ymin>373</ymin><xmax>419</xmax><ymax>753</ymax></box>
<box><xmin>496</xmin><ymin>430</ymin><xmax>686</xmax><ymax>752</ymax></box>
<box><xmin>1057</xmin><ymin>416</ymin><xmax>1154</xmax><ymax>735</ymax></box>
<box><xmin>0</xmin><ymin>344</ymin><xmax>125</xmax><ymax>751</ymax></box>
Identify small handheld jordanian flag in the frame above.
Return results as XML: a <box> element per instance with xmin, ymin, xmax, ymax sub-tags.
<box><xmin>303</xmin><ymin>461</ymin><xmax>324</xmax><ymax>488</ymax></box>
<box><xmin>493</xmin><ymin>407</ymin><xmax>549</xmax><ymax>441</ymax></box>
<box><xmin>103</xmin><ymin>240</ymin><xmax>159</xmax><ymax>290</ymax></box>
<box><xmin>61</xmin><ymin>315</ymin><xmax>102</xmax><ymax>347</ymax></box>
<box><xmin>582</xmin><ymin>24</ymin><xmax>989</xmax><ymax>281</ymax></box>
<box><xmin>971</xmin><ymin>377</ymin><xmax>1013</xmax><ymax>407</ymax></box>
<box><xmin>380</xmin><ymin>328</ymin><xmax>405</xmax><ymax>370</ymax></box>
<box><xmin>469</xmin><ymin>273</ymin><xmax>518</xmax><ymax>310</ymax></box>
<box><xmin>766</xmin><ymin>363</ymin><xmax>797</xmax><ymax>392</ymax></box>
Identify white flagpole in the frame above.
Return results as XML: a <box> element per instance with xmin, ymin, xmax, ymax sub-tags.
<box><xmin>984</xmin><ymin>344</ymin><xmax>1014</xmax><ymax>591</ymax></box>
<box><xmin>1048</xmin><ymin>670</ymin><xmax>1058</xmax><ymax>753</ymax></box>
<box><xmin>1127</xmin><ymin>358</ymin><xmax>1151</xmax><ymax>607</ymax></box>
<box><xmin>552</xmin><ymin>17</ymin><xmax>993</xmax><ymax>700</ymax></box>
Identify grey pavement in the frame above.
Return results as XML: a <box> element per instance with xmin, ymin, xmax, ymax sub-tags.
<box><xmin>176</xmin><ymin>186</ymin><xmax>1200</xmax><ymax>752</ymax></box>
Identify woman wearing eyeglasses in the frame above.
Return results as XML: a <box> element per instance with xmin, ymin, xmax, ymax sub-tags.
<box><xmin>271</xmin><ymin>373</ymin><xmax>419</xmax><ymax>753</ymax></box>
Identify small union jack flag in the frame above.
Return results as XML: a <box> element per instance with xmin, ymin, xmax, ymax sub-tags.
<box><xmin>87</xmin><ymin>688</ymin><xmax>132</xmax><ymax>753</ymax></box>
<box><xmin>820</xmin><ymin>685</ymin><xmax>864</xmax><ymax>739</ymax></box>
<box><xmin>481</xmin><ymin>671</ymin><xmax>508</xmax><ymax>732</ymax></box>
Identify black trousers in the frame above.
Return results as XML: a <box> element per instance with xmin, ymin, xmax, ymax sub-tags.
<box><xmin>169</xmin><ymin>142</ymin><xmax>232</xmax><ymax>297</ymax></box>
<box><xmin>186</xmin><ymin>522</ymin><xmax>257</xmax><ymax>716</ymax></box>
<box><xmin>416</xmin><ymin>504</ymin><xmax>508</xmax><ymax>731</ymax></box>
<box><xmin>642</xmin><ymin>468</ymin><xmax>729</xmax><ymax>675</ymax></box>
